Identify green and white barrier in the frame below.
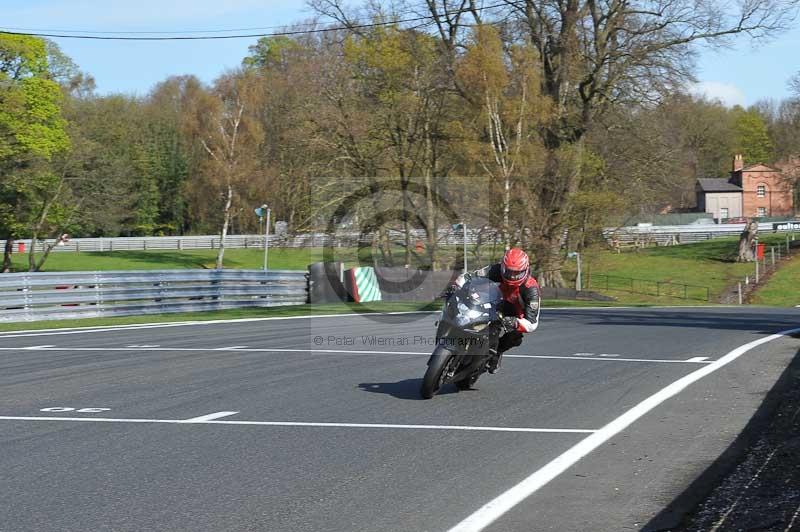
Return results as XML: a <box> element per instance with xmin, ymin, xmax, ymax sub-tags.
<box><xmin>347</xmin><ymin>267</ymin><xmax>382</xmax><ymax>303</ymax></box>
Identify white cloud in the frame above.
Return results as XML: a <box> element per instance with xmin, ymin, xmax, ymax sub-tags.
<box><xmin>690</xmin><ymin>81</ymin><xmax>747</xmax><ymax>108</ymax></box>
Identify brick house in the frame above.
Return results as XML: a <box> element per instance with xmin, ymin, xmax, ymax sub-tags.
<box><xmin>696</xmin><ymin>154</ymin><xmax>795</xmax><ymax>220</ymax></box>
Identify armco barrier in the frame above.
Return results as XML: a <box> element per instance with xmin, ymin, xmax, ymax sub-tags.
<box><xmin>0</xmin><ymin>269</ymin><xmax>308</xmax><ymax>323</ymax></box>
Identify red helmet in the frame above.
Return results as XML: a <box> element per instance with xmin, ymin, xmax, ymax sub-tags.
<box><xmin>501</xmin><ymin>248</ymin><xmax>530</xmax><ymax>286</ymax></box>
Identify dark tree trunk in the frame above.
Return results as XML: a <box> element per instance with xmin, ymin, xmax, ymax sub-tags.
<box><xmin>2</xmin><ymin>239</ymin><xmax>13</xmax><ymax>273</ymax></box>
<box><xmin>737</xmin><ymin>219</ymin><xmax>758</xmax><ymax>262</ymax></box>
<box><xmin>529</xmin><ymin>139</ymin><xmax>584</xmax><ymax>287</ymax></box>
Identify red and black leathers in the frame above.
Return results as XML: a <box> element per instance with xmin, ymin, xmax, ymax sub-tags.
<box><xmin>468</xmin><ymin>263</ymin><xmax>541</xmax><ymax>332</ymax></box>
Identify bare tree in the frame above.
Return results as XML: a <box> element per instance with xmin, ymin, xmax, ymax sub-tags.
<box><xmin>184</xmin><ymin>72</ymin><xmax>264</xmax><ymax>269</ymax></box>
<box><xmin>456</xmin><ymin>25</ymin><xmax>546</xmax><ymax>249</ymax></box>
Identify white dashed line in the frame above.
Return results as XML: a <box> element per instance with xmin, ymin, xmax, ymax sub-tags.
<box><xmin>180</xmin><ymin>411</ymin><xmax>239</xmax><ymax>423</ymax></box>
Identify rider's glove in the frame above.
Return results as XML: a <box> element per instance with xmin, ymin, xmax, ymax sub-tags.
<box><xmin>502</xmin><ymin>316</ymin><xmax>519</xmax><ymax>332</ymax></box>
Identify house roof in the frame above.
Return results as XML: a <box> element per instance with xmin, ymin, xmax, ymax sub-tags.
<box><xmin>697</xmin><ymin>178</ymin><xmax>743</xmax><ymax>192</ymax></box>
<box><xmin>742</xmin><ymin>163</ymin><xmax>782</xmax><ymax>172</ymax></box>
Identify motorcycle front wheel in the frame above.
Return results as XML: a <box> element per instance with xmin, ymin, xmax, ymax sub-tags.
<box><xmin>420</xmin><ymin>346</ymin><xmax>458</xmax><ymax>399</ymax></box>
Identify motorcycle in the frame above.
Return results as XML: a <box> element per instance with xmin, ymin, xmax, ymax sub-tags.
<box><xmin>420</xmin><ymin>276</ymin><xmax>507</xmax><ymax>399</ymax></box>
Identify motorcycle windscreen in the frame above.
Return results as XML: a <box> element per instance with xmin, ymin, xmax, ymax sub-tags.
<box><xmin>450</xmin><ymin>278</ymin><xmax>501</xmax><ymax>327</ymax></box>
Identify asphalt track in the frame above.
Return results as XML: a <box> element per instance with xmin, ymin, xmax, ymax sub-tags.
<box><xmin>1</xmin><ymin>307</ymin><xmax>799</xmax><ymax>532</ymax></box>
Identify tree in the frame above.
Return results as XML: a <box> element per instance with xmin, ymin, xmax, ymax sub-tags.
<box><xmin>731</xmin><ymin>106</ymin><xmax>774</xmax><ymax>164</ymax></box>
<box><xmin>183</xmin><ymin>72</ymin><xmax>264</xmax><ymax>269</ymax></box>
<box><xmin>0</xmin><ymin>34</ymin><xmax>70</xmax><ymax>271</ymax></box>
<box><xmin>341</xmin><ymin>25</ymin><xmax>457</xmax><ymax>269</ymax></box>
<box><xmin>243</xmin><ymin>36</ymin><xmax>306</xmax><ymax>71</ymax></box>
<box><xmin>737</xmin><ymin>218</ymin><xmax>758</xmax><ymax>262</ymax></box>
<box><xmin>422</xmin><ymin>0</ymin><xmax>798</xmax><ymax>285</ymax></box>
<box><xmin>457</xmin><ymin>25</ymin><xmax>547</xmax><ymax>249</ymax></box>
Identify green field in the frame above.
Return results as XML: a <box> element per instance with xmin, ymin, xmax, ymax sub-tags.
<box><xmin>751</xmin><ymin>255</ymin><xmax>800</xmax><ymax>306</ymax></box>
<box><xmin>574</xmin><ymin>238</ymin><xmax>754</xmax><ymax>304</ymax></box>
<box><xmin>9</xmin><ymin>245</ymin><xmax>504</xmax><ymax>273</ymax></box>
<box><xmin>558</xmin><ymin>234</ymin><xmax>796</xmax><ymax>305</ymax></box>
<box><xmin>10</xmin><ymin>248</ymin><xmax>323</xmax><ymax>272</ymax></box>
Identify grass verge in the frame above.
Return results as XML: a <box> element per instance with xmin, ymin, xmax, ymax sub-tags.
<box><xmin>751</xmin><ymin>254</ymin><xmax>800</xmax><ymax>307</ymax></box>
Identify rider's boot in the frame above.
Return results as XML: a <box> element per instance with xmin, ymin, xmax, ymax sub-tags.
<box><xmin>487</xmin><ymin>348</ymin><xmax>502</xmax><ymax>374</ymax></box>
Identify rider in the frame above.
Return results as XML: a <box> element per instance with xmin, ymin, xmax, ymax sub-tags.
<box><xmin>454</xmin><ymin>248</ymin><xmax>541</xmax><ymax>372</ymax></box>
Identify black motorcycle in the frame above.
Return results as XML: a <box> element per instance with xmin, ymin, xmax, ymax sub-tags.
<box><xmin>420</xmin><ymin>277</ymin><xmax>507</xmax><ymax>399</ymax></box>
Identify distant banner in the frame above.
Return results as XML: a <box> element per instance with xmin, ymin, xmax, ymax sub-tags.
<box><xmin>773</xmin><ymin>222</ymin><xmax>800</xmax><ymax>232</ymax></box>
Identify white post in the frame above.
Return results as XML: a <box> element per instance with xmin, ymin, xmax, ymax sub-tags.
<box><xmin>738</xmin><ymin>282</ymin><xmax>742</xmax><ymax>305</ymax></box>
<box><xmin>264</xmin><ymin>208</ymin><xmax>271</xmax><ymax>272</ymax></box>
<box><xmin>463</xmin><ymin>222</ymin><xmax>468</xmax><ymax>272</ymax></box>
<box><xmin>576</xmin><ymin>252</ymin><xmax>583</xmax><ymax>291</ymax></box>
<box><xmin>755</xmin><ymin>258</ymin><xmax>759</xmax><ymax>284</ymax></box>
<box><xmin>771</xmin><ymin>247</ymin><xmax>775</xmax><ymax>267</ymax></box>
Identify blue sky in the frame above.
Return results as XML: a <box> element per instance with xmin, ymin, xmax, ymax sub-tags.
<box><xmin>3</xmin><ymin>0</ymin><xmax>799</xmax><ymax>106</ymax></box>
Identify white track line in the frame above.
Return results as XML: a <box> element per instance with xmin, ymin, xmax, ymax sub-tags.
<box><xmin>0</xmin><ymin>416</ymin><xmax>594</xmax><ymax>434</ymax></box>
<box><xmin>505</xmin><ymin>354</ymin><xmax>711</xmax><ymax>364</ymax></box>
<box><xmin>446</xmin><ymin>326</ymin><xmax>800</xmax><ymax>532</ymax></box>
<box><xmin>180</xmin><ymin>411</ymin><xmax>239</xmax><ymax>423</ymax></box>
<box><xmin>0</xmin><ymin>346</ymin><xmax>713</xmax><ymax>364</ymax></box>
<box><xmin>0</xmin><ymin>311</ymin><xmax>438</xmax><ymax>338</ymax></box>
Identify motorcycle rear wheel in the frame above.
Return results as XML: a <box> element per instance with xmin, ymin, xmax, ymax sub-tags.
<box><xmin>420</xmin><ymin>346</ymin><xmax>457</xmax><ymax>399</ymax></box>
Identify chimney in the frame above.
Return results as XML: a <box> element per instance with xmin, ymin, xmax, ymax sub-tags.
<box><xmin>733</xmin><ymin>154</ymin><xmax>744</xmax><ymax>172</ymax></box>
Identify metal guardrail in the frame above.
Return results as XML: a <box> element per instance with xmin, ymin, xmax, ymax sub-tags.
<box><xmin>0</xmin><ymin>270</ymin><xmax>308</xmax><ymax>323</ymax></box>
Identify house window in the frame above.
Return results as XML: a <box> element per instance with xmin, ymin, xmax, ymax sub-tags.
<box><xmin>757</xmin><ymin>207</ymin><xmax>767</xmax><ymax>217</ymax></box>
<box><xmin>757</xmin><ymin>184</ymin><xmax>766</xmax><ymax>198</ymax></box>
<box><xmin>720</xmin><ymin>208</ymin><xmax>729</xmax><ymax>220</ymax></box>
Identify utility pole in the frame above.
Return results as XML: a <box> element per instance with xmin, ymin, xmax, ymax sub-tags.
<box><xmin>463</xmin><ymin>222</ymin><xmax>468</xmax><ymax>273</ymax></box>
<box><xmin>264</xmin><ymin>206</ymin><xmax>271</xmax><ymax>272</ymax></box>
<box><xmin>567</xmin><ymin>251</ymin><xmax>582</xmax><ymax>291</ymax></box>
<box><xmin>255</xmin><ymin>204</ymin><xmax>270</xmax><ymax>272</ymax></box>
